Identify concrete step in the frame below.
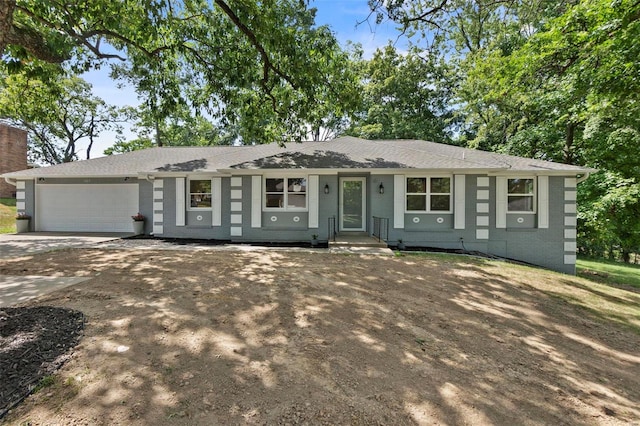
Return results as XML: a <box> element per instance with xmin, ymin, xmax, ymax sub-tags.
<box><xmin>329</xmin><ymin>232</ymin><xmax>388</xmax><ymax>248</ymax></box>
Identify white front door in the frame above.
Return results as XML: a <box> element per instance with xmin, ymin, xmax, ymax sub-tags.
<box><xmin>339</xmin><ymin>177</ymin><xmax>366</xmax><ymax>231</ymax></box>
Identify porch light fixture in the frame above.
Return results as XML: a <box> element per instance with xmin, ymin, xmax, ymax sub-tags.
<box><xmin>324</xmin><ymin>184</ymin><xmax>330</xmax><ymax>194</ymax></box>
<box><xmin>378</xmin><ymin>183</ymin><xmax>385</xmax><ymax>194</ymax></box>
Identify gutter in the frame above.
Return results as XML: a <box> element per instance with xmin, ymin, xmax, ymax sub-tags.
<box><xmin>577</xmin><ymin>172</ymin><xmax>591</xmax><ymax>184</ymax></box>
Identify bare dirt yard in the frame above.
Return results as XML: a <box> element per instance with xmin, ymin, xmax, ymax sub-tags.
<box><xmin>1</xmin><ymin>247</ymin><xmax>639</xmax><ymax>425</ymax></box>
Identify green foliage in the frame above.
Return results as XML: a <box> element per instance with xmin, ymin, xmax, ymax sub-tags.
<box><xmin>1</xmin><ymin>0</ymin><xmax>360</xmax><ymax>145</ymax></box>
<box><xmin>103</xmin><ymin>138</ymin><xmax>154</xmax><ymax>156</ymax></box>
<box><xmin>0</xmin><ymin>71</ymin><xmax>125</xmax><ymax>164</ymax></box>
<box><xmin>34</xmin><ymin>375</ymin><xmax>56</xmax><ymax>393</ymax></box>
<box><xmin>346</xmin><ymin>44</ymin><xmax>454</xmax><ymax>142</ymax></box>
<box><xmin>371</xmin><ymin>0</ymin><xmax>640</xmax><ymax>265</ymax></box>
<box><xmin>578</xmin><ymin>172</ymin><xmax>640</xmax><ymax>263</ymax></box>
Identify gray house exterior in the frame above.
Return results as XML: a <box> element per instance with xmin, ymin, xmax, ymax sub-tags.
<box><xmin>3</xmin><ymin>137</ymin><xmax>594</xmax><ymax>274</ymax></box>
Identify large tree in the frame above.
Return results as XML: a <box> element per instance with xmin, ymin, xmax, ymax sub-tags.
<box><xmin>0</xmin><ymin>72</ymin><xmax>124</xmax><ymax>164</ymax></box>
<box><xmin>0</xmin><ymin>0</ymin><xmax>360</xmax><ymax>144</ymax></box>
<box><xmin>368</xmin><ymin>0</ymin><xmax>640</xmax><ymax>261</ymax></box>
<box><xmin>345</xmin><ymin>44</ymin><xmax>455</xmax><ymax>142</ymax></box>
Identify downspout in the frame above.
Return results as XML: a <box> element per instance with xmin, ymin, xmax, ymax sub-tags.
<box><xmin>4</xmin><ymin>177</ymin><xmax>17</xmax><ymax>187</ymax></box>
<box><xmin>145</xmin><ymin>174</ymin><xmax>155</xmax><ymax>183</ymax></box>
<box><xmin>576</xmin><ymin>172</ymin><xmax>590</xmax><ymax>184</ymax></box>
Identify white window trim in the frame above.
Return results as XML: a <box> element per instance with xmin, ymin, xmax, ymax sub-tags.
<box><xmin>263</xmin><ymin>176</ymin><xmax>309</xmax><ymax>212</ymax></box>
<box><xmin>405</xmin><ymin>175</ymin><xmax>453</xmax><ymax>214</ymax></box>
<box><xmin>506</xmin><ymin>177</ymin><xmax>536</xmax><ymax>214</ymax></box>
<box><xmin>187</xmin><ymin>178</ymin><xmax>213</xmax><ymax>211</ymax></box>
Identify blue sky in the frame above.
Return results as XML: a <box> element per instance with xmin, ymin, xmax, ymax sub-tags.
<box><xmin>83</xmin><ymin>1</ymin><xmax>404</xmax><ymax>157</ymax></box>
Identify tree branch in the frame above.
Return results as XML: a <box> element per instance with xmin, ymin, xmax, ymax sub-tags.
<box><xmin>404</xmin><ymin>0</ymin><xmax>449</xmax><ymax>24</ymax></box>
<box><xmin>213</xmin><ymin>0</ymin><xmax>298</xmax><ymax>90</ymax></box>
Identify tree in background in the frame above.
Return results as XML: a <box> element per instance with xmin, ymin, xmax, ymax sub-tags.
<box><xmin>368</xmin><ymin>0</ymin><xmax>640</xmax><ymax>261</ymax></box>
<box><xmin>0</xmin><ymin>0</ymin><xmax>360</xmax><ymax>145</ymax></box>
<box><xmin>345</xmin><ymin>44</ymin><xmax>455</xmax><ymax>143</ymax></box>
<box><xmin>0</xmin><ymin>71</ymin><xmax>125</xmax><ymax>164</ymax></box>
<box><xmin>578</xmin><ymin>173</ymin><xmax>640</xmax><ymax>263</ymax></box>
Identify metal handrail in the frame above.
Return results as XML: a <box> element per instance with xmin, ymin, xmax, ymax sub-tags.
<box><xmin>372</xmin><ymin>216</ymin><xmax>389</xmax><ymax>242</ymax></box>
<box><xmin>328</xmin><ymin>216</ymin><xmax>337</xmax><ymax>242</ymax></box>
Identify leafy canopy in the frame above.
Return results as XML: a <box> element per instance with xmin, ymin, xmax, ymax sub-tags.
<box><xmin>1</xmin><ymin>0</ymin><xmax>360</xmax><ymax>144</ymax></box>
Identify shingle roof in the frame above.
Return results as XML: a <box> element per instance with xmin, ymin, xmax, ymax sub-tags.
<box><xmin>2</xmin><ymin>136</ymin><xmax>593</xmax><ymax>178</ymax></box>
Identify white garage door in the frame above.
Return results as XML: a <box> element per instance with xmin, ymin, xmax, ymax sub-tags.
<box><xmin>36</xmin><ymin>184</ymin><xmax>139</xmax><ymax>232</ymax></box>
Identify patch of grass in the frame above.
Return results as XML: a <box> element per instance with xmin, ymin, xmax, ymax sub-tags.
<box><xmin>33</xmin><ymin>376</ymin><xmax>56</xmax><ymax>393</ymax></box>
<box><xmin>1</xmin><ymin>197</ymin><xmax>17</xmax><ymax>207</ymax></box>
<box><xmin>577</xmin><ymin>257</ymin><xmax>640</xmax><ymax>289</ymax></box>
<box><xmin>472</xmin><ymin>259</ymin><xmax>640</xmax><ymax>334</ymax></box>
<box><xmin>0</xmin><ymin>198</ymin><xmax>17</xmax><ymax>234</ymax></box>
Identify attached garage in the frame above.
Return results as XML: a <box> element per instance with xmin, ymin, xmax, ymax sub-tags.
<box><xmin>35</xmin><ymin>183</ymin><xmax>139</xmax><ymax>232</ymax></box>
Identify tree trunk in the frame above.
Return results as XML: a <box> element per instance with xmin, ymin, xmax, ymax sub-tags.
<box><xmin>622</xmin><ymin>250</ymin><xmax>630</xmax><ymax>263</ymax></box>
<box><xmin>155</xmin><ymin>117</ymin><xmax>162</xmax><ymax>147</ymax></box>
<box><xmin>0</xmin><ymin>0</ymin><xmax>15</xmax><ymax>55</ymax></box>
<box><xmin>0</xmin><ymin>0</ymin><xmax>67</xmax><ymax>63</ymax></box>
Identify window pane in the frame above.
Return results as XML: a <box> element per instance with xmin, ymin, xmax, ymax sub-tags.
<box><xmin>508</xmin><ymin>195</ymin><xmax>534</xmax><ymax>212</ymax></box>
<box><xmin>288</xmin><ymin>178</ymin><xmax>306</xmax><ymax>193</ymax></box>
<box><xmin>407</xmin><ymin>178</ymin><xmax>426</xmax><ymax>193</ymax></box>
<box><xmin>431</xmin><ymin>195</ymin><xmax>451</xmax><ymax>211</ymax></box>
<box><xmin>288</xmin><ymin>194</ymin><xmax>306</xmax><ymax>208</ymax></box>
<box><xmin>407</xmin><ymin>195</ymin><xmax>427</xmax><ymax>211</ymax></box>
<box><xmin>266</xmin><ymin>178</ymin><xmax>284</xmax><ymax>193</ymax></box>
<box><xmin>191</xmin><ymin>194</ymin><xmax>212</xmax><ymax>208</ymax></box>
<box><xmin>190</xmin><ymin>180</ymin><xmax>211</xmax><ymax>193</ymax></box>
<box><xmin>266</xmin><ymin>194</ymin><xmax>284</xmax><ymax>208</ymax></box>
<box><xmin>430</xmin><ymin>177</ymin><xmax>450</xmax><ymax>194</ymax></box>
<box><xmin>508</xmin><ymin>179</ymin><xmax>534</xmax><ymax>194</ymax></box>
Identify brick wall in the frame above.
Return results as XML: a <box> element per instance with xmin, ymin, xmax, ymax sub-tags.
<box><xmin>0</xmin><ymin>124</ymin><xmax>28</xmax><ymax>198</ymax></box>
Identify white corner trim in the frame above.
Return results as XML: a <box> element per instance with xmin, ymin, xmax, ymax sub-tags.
<box><xmin>212</xmin><ymin>177</ymin><xmax>222</xmax><ymax>227</ymax></box>
<box><xmin>538</xmin><ymin>176</ymin><xmax>549</xmax><ymax>229</ymax></box>
<box><xmin>454</xmin><ymin>175</ymin><xmax>465</xmax><ymax>230</ymax></box>
<box><xmin>308</xmin><ymin>175</ymin><xmax>319</xmax><ymax>228</ymax></box>
<box><xmin>394</xmin><ymin>175</ymin><xmax>405</xmax><ymax>229</ymax></box>
<box><xmin>251</xmin><ymin>175</ymin><xmax>261</xmax><ymax>228</ymax></box>
<box><xmin>175</xmin><ymin>177</ymin><xmax>185</xmax><ymax>227</ymax></box>
<box><xmin>564</xmin><ymin>177</ymin><xmax>577</xmax><ymax>188</ymax></box>
<box><xmin>495</xmin><ymin>176</ymin><xmax>507</xmax><ymax>229</ymax></box>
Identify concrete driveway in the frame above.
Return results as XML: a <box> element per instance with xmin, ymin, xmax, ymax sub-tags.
<box><xmin>0</xmin><ymin>232</ymin><xmax>129</xmax><ymax>259</ymax></box>
<box><xmin>0</xmin><ymin>233</ymin><xmax>127</xmax><ymax>306</ymax></box>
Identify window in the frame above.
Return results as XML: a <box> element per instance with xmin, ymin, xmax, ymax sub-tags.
<box><xmin>265</xmin><ymin>177</ymin><xmax>307</xmax><ymax>210</ymax></box>
<box><xmin>406</xmin><ymin>177</ymin><xmax>451</xmax><ymax>212</ymax></box>
<box><xmin>189</xmin><ymin>179</ymin><xmax>212</xmax><ymax>209</ymax></box>
<box><xmin>507</xmin><ymin>178</ymin><xmax>535</xmax><ymax>212</ymax></box>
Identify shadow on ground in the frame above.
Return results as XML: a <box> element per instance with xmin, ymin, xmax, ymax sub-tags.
<box><xmin>0</xmin><ymin>249</ymin><xmax>638</xmax><ymax>425</ymax></box>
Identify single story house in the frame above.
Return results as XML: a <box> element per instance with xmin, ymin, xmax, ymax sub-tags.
<box><xmin>2</xmin><ymin>136</ymin><xmax>594</xmax><ymax>274</ymax></box>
